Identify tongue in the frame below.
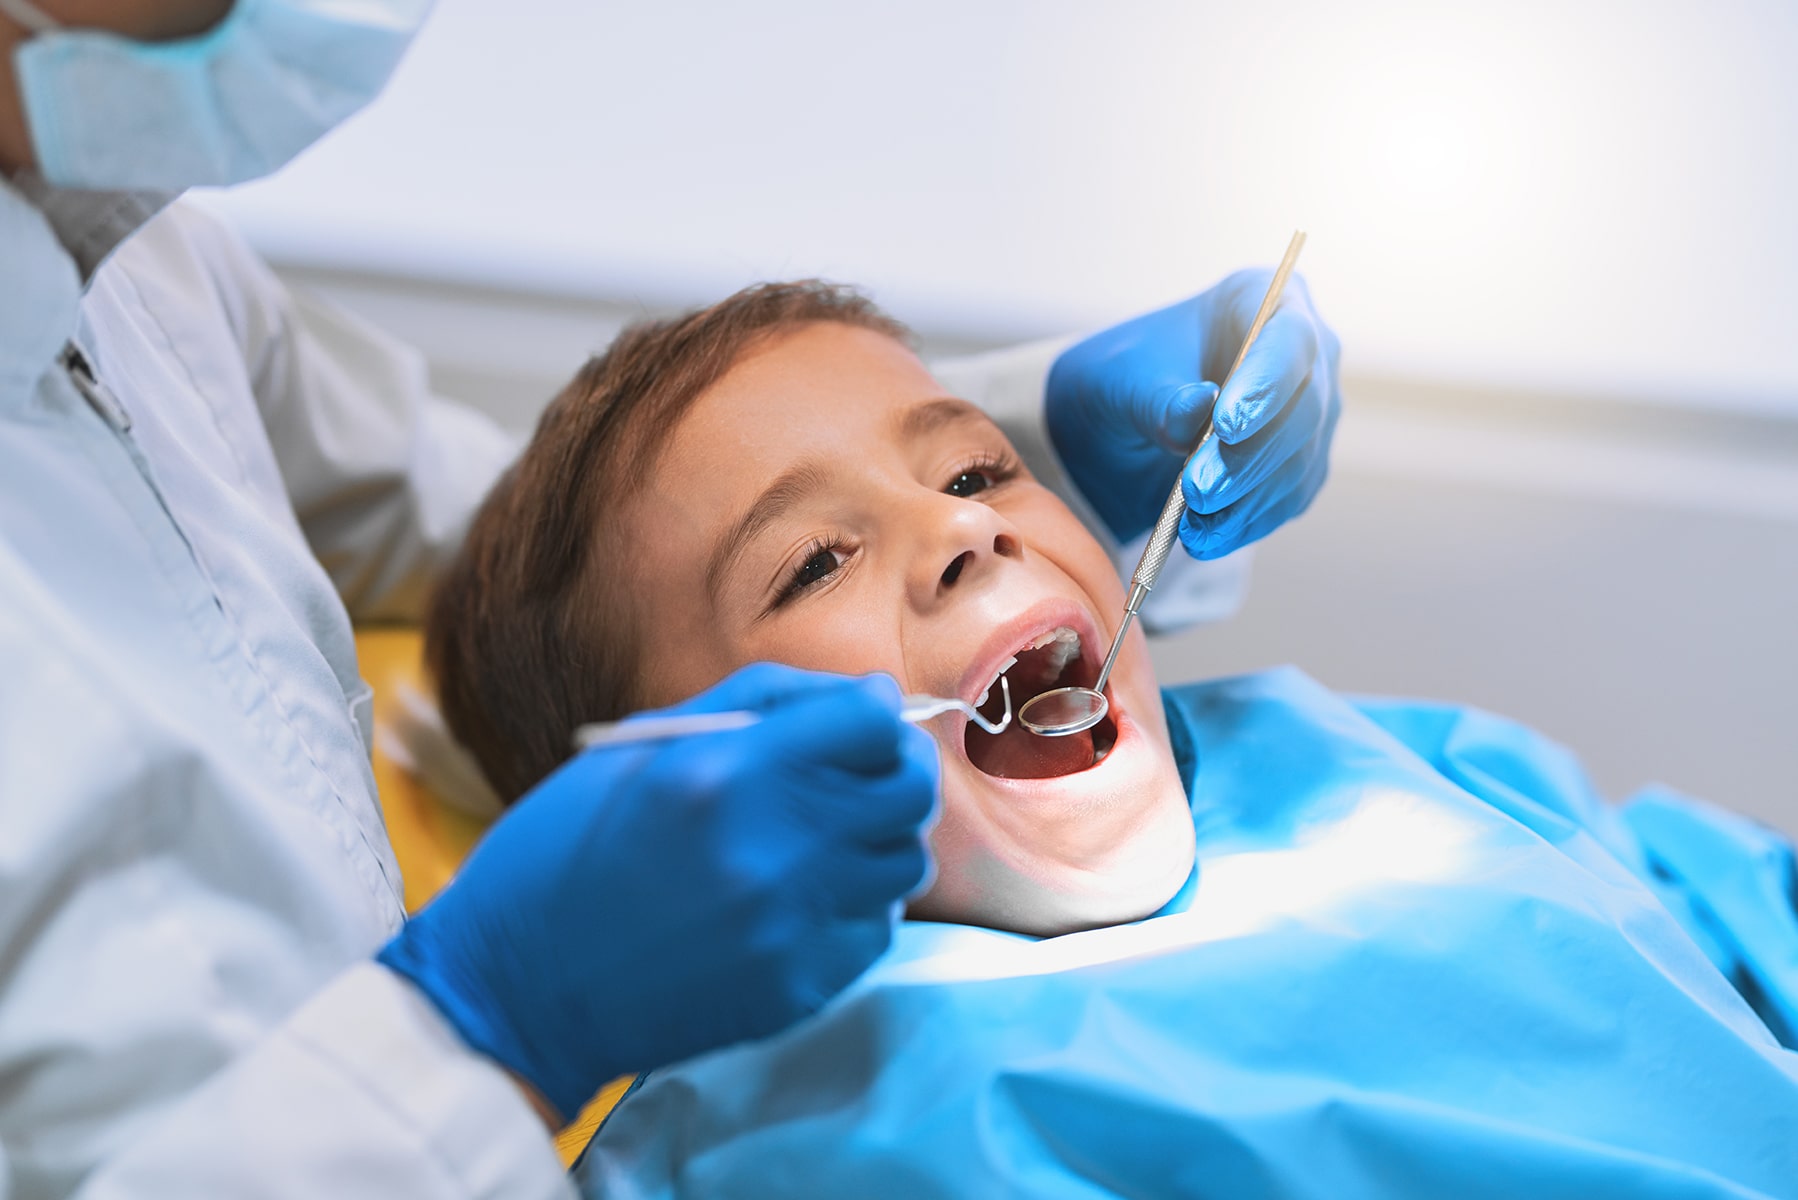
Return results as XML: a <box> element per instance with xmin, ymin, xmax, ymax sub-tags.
<box><xmin>967</xmin><ymin>720</ymin><xmax>1095</xmax><ymax>780</ymax></box>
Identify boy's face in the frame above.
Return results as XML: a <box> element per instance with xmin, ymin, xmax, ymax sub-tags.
<box><xmin>623</xmin><ymin>322</ymin><xmax>1195</xmax><ymax>934</ymax></box>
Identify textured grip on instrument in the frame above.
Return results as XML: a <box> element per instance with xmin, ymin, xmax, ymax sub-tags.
<box><xmin>1132</xmin><ymin>481</ymin><xmax>1187</xmax><ymax>597</ymax></box>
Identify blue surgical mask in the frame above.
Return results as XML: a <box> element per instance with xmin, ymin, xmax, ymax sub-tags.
<box><xmin>0</xmin><ymin>0</ymin><xmax>431</xmax><ymax>190</ymax></box>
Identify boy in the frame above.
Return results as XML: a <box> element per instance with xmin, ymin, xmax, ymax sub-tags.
<box><xmin>429</xmin><ymin>283</ymin><xmax>1198</xmax><ymax>936</ymax></box>
<box><xmin>429</xmin><ymin>282</ymin><xmax>1798</xmax><ymax>1197</ymax></box>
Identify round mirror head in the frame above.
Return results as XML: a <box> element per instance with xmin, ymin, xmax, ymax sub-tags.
<box><xmin>1016</xmin><ymin>686</ymin><xmax>1108</xmax><ymax>737</ymax></box>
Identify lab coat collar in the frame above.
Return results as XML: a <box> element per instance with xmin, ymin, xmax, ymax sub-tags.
<box><xmin>7</xmin><ymin>170</ymin><xmax>175</xmax><ymax>282</ymax></box>
<box><xmin>0</xmin><ymin>172</ymin><xmax>172</xmax><ymax>396</ymax></box>
<box><xmin>0</xmin><ymin>174</ymin><xmax>77</xmax><ymax>394</ymax></box>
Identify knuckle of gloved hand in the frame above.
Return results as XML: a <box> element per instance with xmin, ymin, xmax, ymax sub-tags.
<box><xmin>1179</xmin><ymin>513</ymin><xmax>1216</xmax><ymax>559</ymax></box>
<box><xmin>743</xmin><ymin>905</ymin><xmax>834</xmax><ymax>1016</ymax></box>
<box><xmin>1225</xmin><ymin>266</ymin><xmax>1275</xmax><ymax>299</ymax></box>
<box><xmin>715</xmin><ymin>660</ymin><xmax>782</xmax><ymax>696</ymax></box>
<box><xmin>779</xmin><ymin>680</ymin><xmax>874</xmax><ymax>735</ymax></box>
<box><xmin>807</xmin><ymin>700</ymin><xmax>905</xmax><ymax>781</ymax></box>
<box><xmin>901</xmin><ymin>726</ymin><xmax>940</xmax><ymax>780</ymax></box>
<box><xmin>851</xmin><ymin>670</ymin><xmax>903</xmax><ymax>706</ymax></box>
<box><xmin>1218</xmin><ymin>383</ymin><xmax>1276</xmax><ymax>443</ymax></box>
<box><xmin>711</xmin><ymin>662</ymin><xmax>844</xmax><ymax>718</ymax></box>
<box><xmin>715</xmin><ymin>822</ymin><xmax>808</xmax><ymax>909</ymax></box>
<box><xmin>642</xmin><ymin>740</ymin><xmax>738</xmax><ymax>811</ymax></box>
<box><xmin>720</xmin><ymin>659</ymin><xmax>813</xmax><ymax>700</ymax></box>
<box><xmin>1180</xmin><ymin>454</ymin><xmax>1215</xmax><ymax>511</ymax></box>
<box><xmin>837</xmin><ymin>675</ymin><xmax>904</xmax><ymax>730</ymax></box>
<box><xmin>788</xmin><ymin>827</ymin><xmax>860</xmax><ymax>897</ymax></box>
<box><xmin>898</xmin><ymin>766</ymin><xmax>940</xmax><ymax>829</ymax></box>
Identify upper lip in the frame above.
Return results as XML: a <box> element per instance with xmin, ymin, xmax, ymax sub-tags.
<box><xmin>955</xmin><ymin>597</ymin><xmax>1109</xmax><ymax>713</ymax></box>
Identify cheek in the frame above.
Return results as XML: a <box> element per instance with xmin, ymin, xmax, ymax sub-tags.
<box><xmin>1014</xmin><ymin>492</ymin><xmax>1167</xmax><ymax>737</ymax></box>
<box><xmin>624</xmin><ymin>531</ymin><xmax>759</xmax><ymax>709</ymax></box>
<box><xmin>735</xmin><ymin>575</ymin><xmax>908</xmax><ymax>683</ymax></box>
<box><xmin>634</xmin><ymin>634</ymin><xmax>737</xmax><ymax>710</ymax></box>
<box><xmin>1014</xmin><ymin>494</ymin><xmax>1126</xmax><ymax>612</ymax></box>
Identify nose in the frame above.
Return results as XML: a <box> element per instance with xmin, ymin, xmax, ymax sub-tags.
<box><xmin>908</xmin><ymin>493</ymin><xmax>1021</xmax><ymax>608</ymax></box>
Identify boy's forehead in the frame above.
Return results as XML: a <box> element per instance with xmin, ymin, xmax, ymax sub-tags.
<box><xmin>722</xmin><ymin>322</ymin><xmax>931</xmax><ymax>409</ymax></box>
<box><xmin>675</xmin><ymin>323</ymin><xmax>953</xmax><ymax>462</ymax></box>
<box><xmin>641</xmin><ymin>322</ymin><xmax>1009</xmax><ymax>568</ymax></box>
<box><xmin>634</xmin><ymin>321</ymin><xmax>999</xmax><ymax>606</ymax></box>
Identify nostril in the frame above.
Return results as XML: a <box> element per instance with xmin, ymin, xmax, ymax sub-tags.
<box><xmin>941</xmin><ymin>551</ymin><xmax>972</xmax><ymax>588</ymax></box>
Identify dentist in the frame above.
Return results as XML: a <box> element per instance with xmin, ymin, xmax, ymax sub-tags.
<box><xmin>0</xmin><ymin>1</ymin><xmax>1341</xmax><ymax>1196</ymax></box>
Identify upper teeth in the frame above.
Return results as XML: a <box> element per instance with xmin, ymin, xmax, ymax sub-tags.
<box><xmin>1029</xmin><ymin>627</ymin><xmax>1082</xmax><ymax>675</ymax></box>
<box><xmin>1028</xmin><ymin>629</ymin><xmax>1078</xmax><ymax>665</ymax></box>
<box><xmin>975</xmin><ymin>626</ymin><xmax>1083</xmax><ymax>705</ymax></box>
<box><xmin>977</xmin><ymin>655</ymin><xmax>1018</xmax><ymax>706</ymax></box>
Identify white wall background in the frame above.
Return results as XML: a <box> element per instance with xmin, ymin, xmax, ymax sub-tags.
<box><xmin>198</xmin><ymin>0</ymin><xmax>1798</xmax><ymax>831</ymax></box>
<box><xmin>209</xmin><ymin>0</ymin><xmax>1798</xmax><ymax>406</ymax></box>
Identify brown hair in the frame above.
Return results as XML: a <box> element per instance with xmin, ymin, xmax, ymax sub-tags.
<box><xmin>426</xmin><ymin>281</ymin><xmax>911</xmax><ymax>802</ymax></box>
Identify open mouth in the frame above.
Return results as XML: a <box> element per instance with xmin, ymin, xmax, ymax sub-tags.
<box><xmin>965</xmin><ymin>627</ymin><xmax>1118</xmax><ymax>780</ymax></box>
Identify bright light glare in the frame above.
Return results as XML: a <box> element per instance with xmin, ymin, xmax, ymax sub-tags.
<box><xmin>1378</xmin><ymin>109</ymin><xmax>1478</xmax><ymax>211</ymax></box>
<box><xmin>203</xmin><ymin>0</ymin><xmax>1798</xmax><ymax>405</ymax></box>
<box><xmin>882</xmin><ymin>788</ymin><xmax>1479</xmax><ymax>985</ymax></box>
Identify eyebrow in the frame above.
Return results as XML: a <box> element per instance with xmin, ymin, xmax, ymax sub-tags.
<box><xmin>895</xmin><ymin>395</ymin><xmax>999</xmax><ymax>442</ymax></box>
<box><xmin>706</xmin><ymin>459</ymin><xmax>833</xmax><ymax>602</ymax></box>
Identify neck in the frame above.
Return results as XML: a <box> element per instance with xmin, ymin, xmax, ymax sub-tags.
<box><xmin>0</xmin><ymin>17</ymin><xmax>34</xmax><ymax>176</ymax></box>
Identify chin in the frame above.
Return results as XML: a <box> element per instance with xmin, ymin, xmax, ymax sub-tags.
<box><xmin>909</xmin><ymin>700</ymin><xmax>1197</xmax><ymax>937</ymax></box>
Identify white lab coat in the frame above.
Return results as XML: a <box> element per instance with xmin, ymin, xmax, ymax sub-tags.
<box><xmin>0</xmin><ymin>178</ymin><xmax>1246</xmax><ymax>1199</ymax></box>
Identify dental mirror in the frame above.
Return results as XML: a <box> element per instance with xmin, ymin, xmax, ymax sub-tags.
<box><xmin>1015</xmin><ymin>683</ymin><xmax>1110</xmax><ymax>737</ymax></box>
<box><xmin>1018</xmin><ymin>229</ymin><xmax>1308</xmax><ymax>739</ymax></box>
<box><xmin>1015</xmin><ymin>616</ymin><xmax>1130</xmax><ymax>736</ymax></box>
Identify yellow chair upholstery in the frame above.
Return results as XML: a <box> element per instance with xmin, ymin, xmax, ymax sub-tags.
<box><xmin>356</xmin><ymin>626</ymin><xmax>629</xmax><ymax>1166</ymax></box>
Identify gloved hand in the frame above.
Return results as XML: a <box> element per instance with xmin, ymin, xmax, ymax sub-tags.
<box><xmin>378</xmin><ymin>664</ymin><xmax>938</xmax><ymax>1120</ymax></box>
<box><xmin>1046</xmin><ymin>270</ymin><xmax>1342</xmax><ymax>560</ymax></box>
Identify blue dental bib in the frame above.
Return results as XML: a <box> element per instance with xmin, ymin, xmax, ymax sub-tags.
<box><xmin>579</xmin><ymin>668</ymin><xmax>1798</xmax><ymax>1199</ymax></box>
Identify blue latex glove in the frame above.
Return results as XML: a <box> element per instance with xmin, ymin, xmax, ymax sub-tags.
<box><xmin>378</xmin><ymin>664</ymin><xmax>938</xmax><ymax>1119</ymax></box>
<box><xmin>1046</xmin><ymin>270</ymin><xmax>1342</xmax><ymax>560</ymax></box>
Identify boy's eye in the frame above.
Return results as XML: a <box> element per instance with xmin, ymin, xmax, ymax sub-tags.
<box><xmin>943</xmin><ymin>452</ymin><xmax>1018</xmax><ymax>499</ymax></box>
<box><xmin>946</xmin><ymin>470</ymin><xmax>993</xmax><ymax>498</ymax></box>
<box><xmin>793</xmin><ymin>548</ymin><xmax>840</xmax><ymax>589</ymax></box>
<box><xmin>773</xmin><ymin>538</ymin><xmax>850</xmax><ymax>609</ymax></box>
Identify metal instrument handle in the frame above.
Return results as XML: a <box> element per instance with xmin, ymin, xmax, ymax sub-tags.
<box><xmin>1129</xmin><ymin>456</ymin><xmax>1204</xmax><ymax>605</ymax></box>
<box><xmin>1121</xmin><ymin>230</ymin><xmax>1307</xmax><ymax>610</ymax></box>
<box><xmin>572</xmin><ymin>679</ymin><xmax>1011</xmax><ymax>750</ymax></box>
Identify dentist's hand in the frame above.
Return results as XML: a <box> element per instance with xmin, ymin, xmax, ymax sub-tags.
<box><xmin>378</xmin><ymin>664</ymin><xmax>938</xmax><ymax>1121</ymax></box>
<box><xmin>1046</xmin><ymin>270</ymin><xmax>1342</xmax><ymax>560</ymax></box>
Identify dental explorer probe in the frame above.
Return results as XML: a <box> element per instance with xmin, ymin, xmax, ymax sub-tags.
<box><xmin>1017</xmin><ymin>230</ymin><xmax>1308</xmax><ymax>738</ymax></box>
<box><xmin>572</xmin><ymin>677</ymin><xmax>1012</xmax><ymax>751</ymax></box>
